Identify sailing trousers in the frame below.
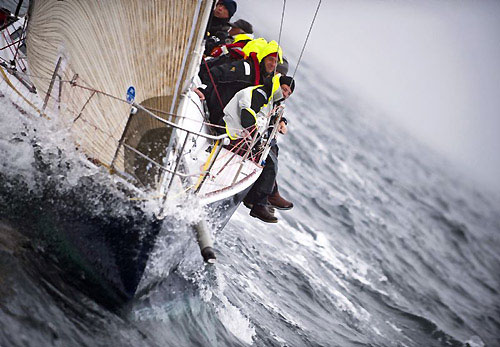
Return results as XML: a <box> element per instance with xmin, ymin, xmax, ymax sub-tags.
<box><xmin>245</xmin><ymin>144</ymin><xmax>279</xmax><ymax>206</ymax></box>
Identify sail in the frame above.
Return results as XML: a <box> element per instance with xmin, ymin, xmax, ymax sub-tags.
<box><xmin>26</xmin><ymin>0</ymin><xmax>212</xmax><ymax>186</ymax></box>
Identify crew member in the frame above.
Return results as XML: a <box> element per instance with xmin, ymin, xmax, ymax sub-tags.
<box><xmin>200</xmin><ymin>21</ymin><xmax>254</xmax><ymax>85</ymax></box>
<box><xmin>223</xmin><ymin>75</ymin><xmax>295</xmax><ymax>223</ymax></box>
<box><xmin>205</xmin><ymin>0</ymin><xmax>237</xmax><ymax>55</ymax></box>
<box><xmin>207</xmin><ymin>19</ymin><xmax>254</xmax><ymax>57</ymax></box>
<box><xmin>198</xmin><ymin>40</ymin><xmax>284</xmax><ymax>127</ymax></box>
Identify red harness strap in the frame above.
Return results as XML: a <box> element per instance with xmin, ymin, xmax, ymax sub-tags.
<box><xmin>229</xmin><ymin>47</ymin><xmax>246</xmax><ymax>60</ymax></box>
<box><xmin>249</xmin><ymin>52</ymin><xmax>260</xmax><ymax>85</ymax></box>
<box><xmin>202</xmin><ymin>57</ymin><xmax>225</xmax><ymax>110</ymax></box>
<box><xmin>0</xmin><ymin>9</ymin><xmax>9</xmax><ymax>27</ymax></box>
<box><xmin>210</xmin><ymin>40</ymin><xmax>248</xmax><ymax>58</ymax></box>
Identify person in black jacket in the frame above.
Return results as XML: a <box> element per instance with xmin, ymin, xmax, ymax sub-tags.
<box><xmin>205</xmin><ymin>0</ymin><xmax>237</xmax><ymax>55</ymax></box>
<box><xmin>198</xmin><ymin>42</ymin><xmax>283</xmax><ymax>129</ymax></box>
<box><xmin>199</xmin><ymin>32</ymin><xmax>254</xmax><ymax>89</ymax></box>
<box><xmin>228</xmin><ymin>19</ymin><xmax>253</xmax><ymax>38</ymax></box>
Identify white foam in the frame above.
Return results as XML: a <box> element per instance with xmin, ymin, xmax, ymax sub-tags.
<box><xmin>270</xmin><ymin>333</ymin><xmax>287</xmax><ymax>345</ymax></box>
<box><xmin>465</xmin><ymin>335</ymin><xmax>485</xmax><ymax>347</ymax></box>
<box><xmin>385</xmin><ymin>320</ymin><xmax>402</xmax><ymax>333</ymax></box>
<box><xmin>212</xmin><ymin>267</ymin><xmax>256</xmax><ymax>345</ymax></box>
<box><xmin>0</xmin><ymin>96</ymin><xmax>36</xmax><ymax>184</ymax></box>
<box><xmin>274</xmin><ymin>219</ymin><xmax>375</xmax><ymax>323</ymax></box>
<box><xmin>216</xmin><ymin>297</ymin><xmax>255</xmax><ymax>345</ymax></box>
<box><xmin>372</xmin><ymin>326</ymin><xmax>383</xmax><ymax>336</ymax></box>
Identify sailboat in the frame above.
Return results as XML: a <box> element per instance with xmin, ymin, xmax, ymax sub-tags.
<box><xmin>0</xmin><ymin>0</ymin><xmax>284</xmax><ymax>306</ymax></box>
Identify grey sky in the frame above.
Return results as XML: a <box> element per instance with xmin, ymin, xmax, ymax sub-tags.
<box><xmin>236</xmin><ymin>0</ymin><xmax>500</xmax><ymax>193</ymax></box>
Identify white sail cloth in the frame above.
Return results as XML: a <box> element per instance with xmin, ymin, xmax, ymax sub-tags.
<box><xmin>26</xmin><ymin>0</ymin><xmax>211</xmax><ymax>175</ymax></box>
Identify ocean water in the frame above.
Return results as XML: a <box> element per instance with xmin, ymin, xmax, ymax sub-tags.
<box><xmin>1</xmin><ymin>17</ymin><xmax>500</xmax><ymax>347</ymax></box>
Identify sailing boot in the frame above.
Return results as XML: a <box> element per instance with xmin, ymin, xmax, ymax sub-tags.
<box><xmin>268</xmin><ymin>191</ymin><xmax>293</xmax><ymax>210</ymax></box>
<box><xmin>243</xmin><ymin>197</ymin><xmax>253</xmax><ymax>209</ymax></box>
<box><xmin>250</xmin><ymin>204</ymin><xmax>278</xmax><ymax>223</ymax></box>
<box><xmin>244</xmin><ymin>197</ymin><xmax>274</xmax><ymax>212</ymax></box>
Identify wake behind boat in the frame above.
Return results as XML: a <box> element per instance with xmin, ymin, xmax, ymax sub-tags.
<box><xmin>0</xmin><ymin>0</ymin><xmax>298</xmax><ymax>306</ymax></box>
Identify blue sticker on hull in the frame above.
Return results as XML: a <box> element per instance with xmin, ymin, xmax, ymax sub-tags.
<box><xmin>126</xmin><ymin>86</ymin><xmax>136</xmax><ymax>103</ymax></box>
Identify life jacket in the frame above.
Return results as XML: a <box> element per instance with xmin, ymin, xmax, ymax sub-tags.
<box><xmin>248</xmin><ymin>52</ymin><xmax>261</xmax><ymax>85</ymax></box>
<box><xmin>233</xmin><ymin>33</ymin><xmax>254</xmax><ymax>43</ymax></box>
<box><xmin>210</xmin><ymin>40</ymin><xmax>247</xmax><ymax>59</ymax></box>
<box><xmin>242</xmin><ymin>37</ymin><xmax>268</xmax><ymax>58</ymax></box>
<box><xmin>207</xmin><ymin>37</ymin><xmax>271</xmax><ymax>89</ymax></box>
<box><xmin>223</xmin><ymin>74</ymin><xmax>283</xmax><ymax>140</ymax></box>
<box><xmin>209</xmin><ymin>34</ymin><xmax>254</xmax><ymax>58</ymax></box>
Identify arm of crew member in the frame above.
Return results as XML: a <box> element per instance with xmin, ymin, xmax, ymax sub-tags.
<box><xmin>193</xmin><ymin>88</ymin><xmax>205</xmax><ymax>100</ymax></box>
<box><xmin>278</xmin><ymin>120</ymin><xmax>288</xmax><ymax>134</ymax></box>
<box><xmin>199</xmin><ymin>63</ymin><xmax>227</xmax><ymax>99</ymax></box>
<box><xmin>240</xmin><ymin>88</ymin><xmax>268</xmax><ymax>129</ymax></box>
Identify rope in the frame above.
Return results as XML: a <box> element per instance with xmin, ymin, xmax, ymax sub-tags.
<box><xmin>3</xmin><ymin>27</ymin><xmax>26</xmax><ymax>72</ymax></box>
<box><xmin>215</xmin><ymin>126</ymin><xmax>258</xmax><ymax>176</ymax></box>
<box><xmin>278</xmin><ymin>0</ymin><xmax>286</xmax><ymax>48</ymax></box>
<box><xmin>0</xmin><ymin>55</ymin><xmax>11</xmax><ymax>65</ymax></box>
<box><xmin>13</xmin><ymin>19</ymin><xmax>27</xmax><ymax>64</ymax></box>
<box><xmin>1</xmin><ymin>65</ymin><xmax>243</xmax><ymax>136</ymax></box>
<box><xmin>274</xmin><ymin>0</ymin><xmax>286</xmax><ymax>77</ymax></box>
<box><xmin>202</xmin><ymin>57</ymin><xmax>224</xmax><ymax>110</ymax></box>
<box><xmin>292</xmin><ymin>0</ymin><xmax>322</xmax><ymax>79</ymax></box>
<box><xmin>0</xmin><ymin>66</ymin><xmax>42</xmax><ymax>114</ymax></box>
<box><xmin>270</xmin><ymin>0</ymin><xmax>287</xmax><ymax>107</ymax></box>
<box><xmin>3</xmin><ymin>68</ymin><xmax>75</xmax><ymax>84</ymax></box>
<box><xmin>3</xmin><ymin>59</ymin><xmax>249</xmax><ymax>148</ymax></box>
<box><xmin>2</xmin><ymin>31</ymin><xmax>16</xmax><ymax>63</ymax></box>
<box><xmin>0</xmin><ymin>37</ymin><xmax>24</xmax><ymax>50</ymax></box>
<box><xmin>146</xmin><ymin>99</ymin><xmax>226</xmax><ymax>129</ymax></box>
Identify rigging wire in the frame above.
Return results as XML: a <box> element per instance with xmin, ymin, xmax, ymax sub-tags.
<box><xmin>292</xmin><ymin>0</ymin><xmax>322</xmax><ymax>79</ymax></box>
<box><xmin>278</xmin><ymin>0</ymin><xmax>286</xmax><ymax>46</ymax></box>
<box><xmin>268</xmin><ymin>0</ymin><xmax>287</xmax><ymax>125</ymax></box>
<box><xmin>13</xmin><ymin>18</ymin><xmax>27</xmax><ymax>64</ymax></box>
<box><xmin>273</xmin><ymin>0</ymin><xmax>286</xmax><ymax>78</ymax></box>
<box><xmin>2</xmin><ymin>63</ymin><xmax>239</xmax><ymax>133</ymax></box>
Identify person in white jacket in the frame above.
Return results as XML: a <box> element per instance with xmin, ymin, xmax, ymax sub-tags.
<box><xmin>223</xmin><ymin>74</ymin><xmax>294</xmax><ymax>140</ymax></box>
<box><xmin>223</xmin><ymin>74</ymin><xmax>295</xmax><ymax>223</ymax></box>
